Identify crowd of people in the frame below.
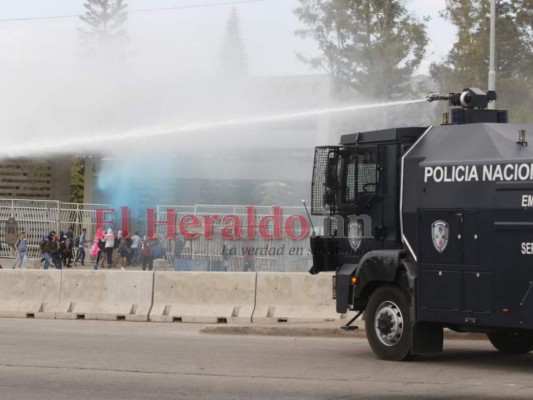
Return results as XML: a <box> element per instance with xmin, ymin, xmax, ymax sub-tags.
<box><xmin>6</xmin><ymin>226</ymin><xmax>259</xmax><ymax>271</ymax></box>
<box><xmin>8</xmin><ymin>226</ymin><xmax>175</xmax><ymax>271</ymax></box>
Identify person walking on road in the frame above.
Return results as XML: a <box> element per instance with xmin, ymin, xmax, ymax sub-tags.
<box><xmin>141</xmin><ymin>236</ymin><xmax>153</xmax><ymax>271</ymax></box>
<box><xmin>12</xmin><ymin>231</ymin><xmax>28</xmax><ymax>269</ymax></box>
<box><xmin>103</xmin><ymin>228</ymin><xmax>115</xmax><ymax>268</ymax></box>
<box><xmin>173</xmin><ymin>235</ymin><xmax>187</xmax><ymax>271</ymax></box>
<box><xmin>74</xmin><ymin>228</ymin><xmax>87</xmax><ymax>266</ymax></box>
<box><xmin>51</xmin><ymin>234</ymin><xmax>62</xmax><ymax>269</ymax></box>
<box><xmin>117</xmin><ymin>231</ymin><xmax>130</xmax><ymax>268</ymax></box>
<box><xmin>130</xmin><ymin>232</ymin><xmax>142</xmax><ymax>266</ymax></box>
<box><xmin>40</xmin><ymin>231</ymin><xmax>55</xmax><ymax>270</ymax></box>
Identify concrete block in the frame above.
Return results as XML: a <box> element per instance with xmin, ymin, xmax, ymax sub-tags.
<box><xmin>0</xmin><ymin>270</ymin><xmax>61</xmax><ymax>319</ymax></box>
<box><xmin>153</xmin><ymin>259</ymin><xmax>172</xmax><ymax>271</ymax></box>
<box><xmin>27</xmin><ymin>258</ymin><xmax>42</xmax><ymax>269</ymax></box>
<box><xmin>56</xmin><ymin>270</ymin><xmax>153</xmax><ymax>321</ymax></box>
<box><xmin>252</xmin><ymin>272</ymin><xmax>338</xmax><ymax>323</ymax></box>
<box><xmin>150</xmin><ymin>272</ymin><xmax>256</xmax><ymax>323</ymax></box>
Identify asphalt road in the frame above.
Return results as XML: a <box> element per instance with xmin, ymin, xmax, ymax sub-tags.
<box><xmin>1</xmin><ymin>319</ymin><xmax>533</xmax><ymax>400</ymax></box>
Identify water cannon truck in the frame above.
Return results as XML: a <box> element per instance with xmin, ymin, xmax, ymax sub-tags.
<box><xmin>309</xmin><ymin>88</ymin><xmax>533</xmax><ymax>360</ymax></box>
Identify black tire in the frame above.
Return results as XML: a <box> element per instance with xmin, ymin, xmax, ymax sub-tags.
<box><xmin>365</xmin><ymin>284</ymin><xmax>412</xmax><ymax>361</ymax></box>
<box><xmin>487</xmin><ymin>332</ymin><xmax>533</xmax><ymax>354</ymax></box>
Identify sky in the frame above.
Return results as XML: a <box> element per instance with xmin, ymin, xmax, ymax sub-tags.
<box><xmin>0</xmin><ymin>0</ymin><xmax>452</xmax><ymax>152</ymax></box>
<box><xmin>0</xmin><ymin>0</ymin><xmax>454</xmax><ymax>77</ymax></box>
<box><xmin>0</xmin><ymin>0</ymin><xmax>451</xmax><ymax>207</ymax></box>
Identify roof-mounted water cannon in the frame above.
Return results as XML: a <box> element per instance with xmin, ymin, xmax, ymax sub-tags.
<box><xmin>427</xmin><ymin>88</ymin><xmax>496</xmax><ymax>109</ymax></box>
<box><xmin>427</xmin><ymin>87</ymin><xmax>506</xmax><ymax>125</ymax></box>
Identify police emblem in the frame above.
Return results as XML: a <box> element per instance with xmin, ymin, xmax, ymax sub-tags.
<box><xmin>348</xmin><ymin>221</ymin><xmax>363</xmax><ymax>252</ymax></box>
<box><xmin>432</xmin><ymin>220</ymin><xmax>449</xmax><ymax>253</ymax></box>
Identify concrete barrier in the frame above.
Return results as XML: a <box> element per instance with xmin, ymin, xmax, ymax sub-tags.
<box><xmin>27</xmin><ymin>258</ymin><xmax>42</xmax><ymax>269</ymax></box>
<box><xmin>252</xmin><ymin>272</ymin><xmax>338</xmax><ymax>323</ymax></box>
<box><xmin>153</xmin><ymin>259</ymin><xmax>173</xmax><ymax>271</ymax></box>
<box><xmin>56</xmin><ymin>270</ymin><xmax>153</xmax><ymax>321</ymax></box>
<box><xmin>0</xmin><ymin>270</ymin><xmax>61</xmax><ymax>318</ymax></box>
<box><xmin>150</xmin><ymin>272</ymin><xmax>256</xmax><ymax>323</ymax></box>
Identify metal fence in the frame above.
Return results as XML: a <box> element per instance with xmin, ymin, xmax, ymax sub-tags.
<box><xmin>0</xmin><ymin>200</ymin><xmax>314</xmax><ymax>272</ymax></box>
<box><xmin>0</xmin><ymin>199</ymin><xmax>111</xmax><ymax>259</ymax></box>
<box><xmin>156</xmin><ymin>205</ymin><xmax>313</xmax><ymax>272</ymax></box>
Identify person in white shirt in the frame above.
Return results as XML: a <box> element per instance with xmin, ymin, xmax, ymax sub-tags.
<box><xmin>130</xmin><ymin>232</ymin><xmax>142</xmax><ymax>266</ymax></box>
<box><xmin>103</xmin><ymin>228</ymin><xmax>115</xmax><ymax>268</ymax></box>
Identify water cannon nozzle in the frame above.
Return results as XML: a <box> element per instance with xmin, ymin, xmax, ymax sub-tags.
<box><xmin>426</xmin><ymin>93</ymin><xmax>449</xmax><ymax>103</ymax></box>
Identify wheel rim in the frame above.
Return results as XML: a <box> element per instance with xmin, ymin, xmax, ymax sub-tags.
<box><xmin>374</xmin><ymin>300</ymin><xmax>404</xmax><ymax>347</ymax></box>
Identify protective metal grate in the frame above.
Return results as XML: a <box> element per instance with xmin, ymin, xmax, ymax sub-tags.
<box><xmin>312</xmin><ymin>147</ymin><xmax>339</xmax><ymax>215</ymax></box>
<box><xmin>357</xmin><ymin>150</ymin><xmax>378</xmax><ymax>194</ymax></box>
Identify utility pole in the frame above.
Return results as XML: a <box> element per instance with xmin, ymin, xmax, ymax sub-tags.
<box><xmin>488</xmin><ymin>0</ymin><xmax>496</xmax><ymax>109</ymax></box>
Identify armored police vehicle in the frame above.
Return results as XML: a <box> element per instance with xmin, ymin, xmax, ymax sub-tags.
<box><xmin>309</xmin><ymin>88</ymin><xmax>533</xmax><ymax>360</ymax></box>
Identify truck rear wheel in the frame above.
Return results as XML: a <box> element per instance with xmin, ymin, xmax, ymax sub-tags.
<box><xmin>365</xmin><ymin>285</ymin><xmax>412</xmax><ymax>361</ymax></box>
<box><xmin>487</xmin><ymin>332</ymin><xmax>533</xmax><ymax>354</ymax></box>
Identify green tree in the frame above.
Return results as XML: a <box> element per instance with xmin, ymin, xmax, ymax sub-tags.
<box><xmin>217</xmin><ymin>7</ymin><xmax>248</xmax><ymax>78</ymax></box>
<box><xmin>294</xmin><ymin>0</ymin><xmax>428</xmax><ymax>100</ymax></box>
<box><xmin>79</xmin><ymin>0</ymin><xmax>128</xmax><ymax>59</ymax></box>
<box><xmin>430</xmin><ymin>0</ymin><xmax>532</xmax><ymax>122</ymax></box>
<box><xmin>70</xmin><ymin>157</ymin><xmax>85</xmax><ymax>203</ymax></box>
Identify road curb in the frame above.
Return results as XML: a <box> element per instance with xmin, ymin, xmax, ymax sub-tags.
<box><xmin>200</xmin><ymin>324</ymin><xmax>487</xmax><ymax>341</ymax></box>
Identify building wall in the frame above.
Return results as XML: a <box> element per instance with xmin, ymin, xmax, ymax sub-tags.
<box><xmin>0</xmin><ymin>158</ymin><xmax>71</xmax><ymax>202</ymax></box>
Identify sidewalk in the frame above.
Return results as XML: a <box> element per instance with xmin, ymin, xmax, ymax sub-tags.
<box><xmin>0</xmin><ymin>256</ymin><xmax>164</xmax><ymax>271</ymax></box>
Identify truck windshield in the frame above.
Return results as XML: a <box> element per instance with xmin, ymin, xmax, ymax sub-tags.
<box><xmin>342</xmin><ymin>147</ymin><xmax>378</xmax><ymax>210</ymax></box>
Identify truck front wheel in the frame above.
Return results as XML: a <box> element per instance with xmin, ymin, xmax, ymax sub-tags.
<box><xmin>365</xmin><ymin>285</ymin><xmax>412</xmax><ymax>361</ymax></box>
<box><xmin>487</xmin><ymin>332</ymin><xmax>533</xmax><ymax>354</ymax></box>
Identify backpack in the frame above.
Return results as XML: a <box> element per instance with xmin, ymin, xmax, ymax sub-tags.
<box><xmin>74</xmin><ymin>236</ymin><xmax>80</xmax><ymax>247</ymax></box>
<box><xmin>118</xmin><ymin>239</ymin><xmax>128</xmax><ymax>252</ymax></box>
<box><xmin>151</xmin><ymin>244</ymin><xmax>165</xmax><ymax>259</ymax></box>
<box><xmin>44</xmin><ymin>239</ymin><xmax>55</xmax><ymax>253</ymax></box>
<box><xmin>16</xmin><ymin>239</ymin><xmax>27</xmax><ymax>253</ymax></box>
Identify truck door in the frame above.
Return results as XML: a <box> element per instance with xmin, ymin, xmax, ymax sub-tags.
<box><xmin>418</xmin><ymin>210</ymin><xmax>463</xmax><ymax>311</ymax></box>
<box><xmin>417</xmin><ymin>209</ymin><xmax>489</xmax><ymax>315</ymax></box>
<box><xmin>338</xmin><ymin>145</ymin><xmax>383</xmax><ymax>259</ymax></box>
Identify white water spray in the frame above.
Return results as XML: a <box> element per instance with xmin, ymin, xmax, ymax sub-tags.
<box><xmin>0</xmin><ymin>98</ymin><xmax>426</xmax><ymax>158</ymax></box>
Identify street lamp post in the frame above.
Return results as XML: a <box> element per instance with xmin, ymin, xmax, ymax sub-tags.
<box><xmin>488</xmin><ymin>0</ymin><xmax>496</xmax><ymax>109</ymax></box>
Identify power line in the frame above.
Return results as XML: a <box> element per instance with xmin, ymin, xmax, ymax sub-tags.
<box><xmin>130</xmin><ymin>0</ymin><xmax>264</xmax><ymax>15</ymax></box>
<box><xmin>0</xmin><ymin>0</ymin><xmax>264</xmax><ymax>23</ymax></box>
